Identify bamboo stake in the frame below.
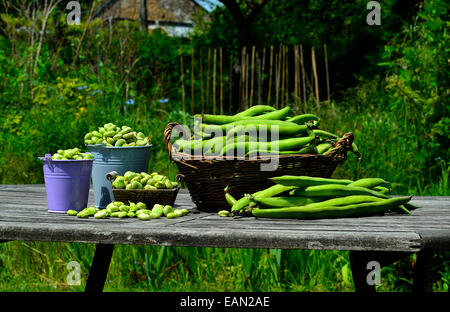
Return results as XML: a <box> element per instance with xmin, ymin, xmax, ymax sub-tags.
<box><xmin>281</xmin><ymin>45</ymin><xmax>285</xmax><ymax>107</ymax></box>
<box><xmin>260</xmin><ymin>47</ymin><xmax>266</xmax><ymax>106</ymax></box>
<box><xmin>213</xmin><ymin>48</ymin><xmax>217</xmax><ymax>115</ymax></box>
<box><xmin>294</xmin><ymin>45</ymin><xmax>298</xmax><ymax>107</ymax></box>
<box><xmin>285</xmin><ymin>45</ymin><xmax>289</xmax><ymax>106</ymax></box>
<box><xmin>200</xmin><ymin>49</ymin><xmax>204</xmax><ymax>114</ymax></box>
<box><xmin>275</xmin><ymin>48</ymin><xmax>281</xmax><ymax>109</ymax></box>
<box><xmin>311</xmin><ymin>46</ymin><xmax>320</xmax><ymax>107</ymax></box>
<box><xmin>324</xmin><ymin>43</ymin><xmax>330</xmax><ymax>106</ymax></box>
<box><xmin>241</xmin><ymin>46</ymin><xmax>246</xmax><ymax>110</ymax></box>
<box><xmin>257</xmin><ymin>51</ymin><xmax>262</xmax><ymax>106</ymax></box>
<box><xmin>296</xmin><ymin>45</ymin><xmax>301</xmax><ymax>108</ymax></box>
<box><xmin>245</xmin><ymin>51</ymin><xmax>249</xmax><ymax>109</ymax></box>
<box><xmin>191</xmin><ymin>48</ymin><xmax>195</xmax><ymax>115</ymax></box>
<box><xmin>229</xmin><ymin>54</ymin><xmax>233</xmax><ymax>115</ymax></box>
<box><xmin>220</xmin><ymin>47</ymin><xmax>223</xmax><ymax>115</ymax></box>
<box><xmin>180</xmin><ymin>46</ymin><xmax>186</xmax><ymax>122</ymax></box>
<box><xmin>267</xmin><ymin>45</ymin><xmax>273</xmax><ymax>106</ymax></box>
<box><xmin>206</xmin><ymin>48</ymin><xmax>211</xmax><ymax>112</ymax></box>
<box><xmin>299</xmin><ymin>45</ymin><xmax>315</xmax><ymax>100</ymax></box>
<box><xmin>300</xmin><ymin>45</ymin><xmax>306</xmax><ymax>104</ymax></box>
<box><xmin>250</xmin><ymin>45</ymin><xmax>255</xmax><ymax>107</ymax></box>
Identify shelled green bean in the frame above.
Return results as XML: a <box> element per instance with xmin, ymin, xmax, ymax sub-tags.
<box><xmin>84</xmin><ymin>122</ymin><xmax>150</xmax><ymax>147</ymax></box>
<box><xmin>66</xmin><ymin>201</ymin><xmax>190</xmax><ymax>220</ymax></box>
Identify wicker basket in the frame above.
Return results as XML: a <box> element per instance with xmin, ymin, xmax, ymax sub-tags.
<box><xmin>164</xmin><ymin>122</ymin><xmax>354</xmax><ymax>212</ymax></box>
<box><xmin>106</xmin><ymin>171</ymin><xmax>180</xmax><ymax>208</ymax></box>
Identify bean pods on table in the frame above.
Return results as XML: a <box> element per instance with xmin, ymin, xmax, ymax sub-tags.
<box><xmin>224</xmin><ymin>174</ymin><xmax>414</xmax><ymax>219</ymax></box>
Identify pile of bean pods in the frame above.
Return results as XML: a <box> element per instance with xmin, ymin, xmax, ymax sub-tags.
<box><xmin>172</xmin><ymin>105</ymin><xmax>360</xmax><ymax>158</ymax></box>
<box><xmin>66</xmin><ymin>201</ymin><xmax>189</xmax><ymax>220</ymax></box>
<box><xmin>112</xmin><ymin>171</ymin><xmax>178</xmax><ymax>190</ymax></box>
<box><xmin>84</xmin><ymin>122</ymin><xmax>150</xmax><ymax>147</ymax></box>
<box><xmin>51</xmin><ymin>148</ymin><xmax>94</xmax><ymax>160</ymax></box>
<box><xmin>220</xmin><ymin>176</ymin><xmax>417</xmax><ymax>219</ymax></box>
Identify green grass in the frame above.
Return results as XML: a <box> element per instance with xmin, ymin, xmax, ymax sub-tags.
<box><xmin>1</xmin><ymin>241</ymin><xmax>448</xmax><ymax>292</ymax></box>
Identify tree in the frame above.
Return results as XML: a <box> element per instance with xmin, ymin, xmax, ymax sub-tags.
<box><xmin>139</xmin><ymin>0</ymin><xmax>147</xmax><ymax>31</ymax></box>
<box><xmin>219</xmin><ymin>0</ymin><xmax>268</xmax><ymax>47</ymax></box>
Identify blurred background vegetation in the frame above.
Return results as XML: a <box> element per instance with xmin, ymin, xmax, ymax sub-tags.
<box><xmin>0</xmin><ymin>0</ymin><xmax>448</xmax><ymax>292</ymax></box>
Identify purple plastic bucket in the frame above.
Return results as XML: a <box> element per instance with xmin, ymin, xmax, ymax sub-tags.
<box><xmin>39</xmin><ymin>154</ymin><xmax>93</xmax><ymax>213</ymax></box>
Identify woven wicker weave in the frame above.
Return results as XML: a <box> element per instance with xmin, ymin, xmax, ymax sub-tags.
<box><xmin>164</xmin><ymin>122</ymin><xmax>354</xmax><ymax>212</ymax></box>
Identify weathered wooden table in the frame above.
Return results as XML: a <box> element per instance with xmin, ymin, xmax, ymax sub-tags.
<box><xmin>0</xmin><ymin>185</ymin><xmax>449</xmax><ymax>292</ymax></box>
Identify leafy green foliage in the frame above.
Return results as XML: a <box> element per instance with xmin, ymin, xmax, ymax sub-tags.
<box><xmin>380</xmin><ymin>0</ymin><xmax>449</xmax><ymax>178</ymax></box>
<box><xmin>0</xmin><ymin>0</ymin><xmax>448</xmax><ymax>292</ymax></box>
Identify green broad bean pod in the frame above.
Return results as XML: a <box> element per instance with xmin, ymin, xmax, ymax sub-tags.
<box><xmin>348</xmin><ymin>178</ymin><xmax>390</xmax><ymax>189</ymax></box>
<box><xmin>312</xmin><ymin>129</ymin><xmax>339</xmax><ymax>139</ymax></box>
<box><xmin>231</xmin><ymin>184</ymin><xmax>296</xmax><ymax>213</ymax></box>
<box><xmin>290</xmin><ymin>184</ymin><xmax>389</xmax><ymax>199</ymax></box>
<box><xmin>203</xmin><ymin>119</ymin><xmax>309</xmax><ymax>137</ymax></box>
<box><xmin>317</xmin><ymin>142</ymin><xmax>333</xmax><ymax>154</ymax></box>
<box><xmin>283</xmin><ymin>195</ymin><xmax>386</xmax><ymax>209</ymax></box>
<box><xmin>195</xmin><ymin>105</ymin><xmax>281</xmax><ymax>124</ymax></box>
<box><xmin>252</xmin><ymin>196</ymin><xmax>413</xmax><ymax>219</ymax></box>
<box><xmin>220</xmin><ymin>136</ymin><xmax>316</xmax><ymax>156</ymax></box>
<box><xmin>373</xmin><ymin>186</ymin><xmax>391</xmax><ymax>194</ymax></box>
<box><xmin>234</xmin><ymin>105</ymin><xmax>278</xmax><ymax>117</ymax></box>
<box><xmin>245</xmin><ymin>143</ymin><xmax>318</xmax><ymax>156</ymax></box>
<box><xmin>224</xmin><ymin>186</ymin><xmax>237</xmax><ymax>207</ymax></box>
<box><xmin>271</xmin><ymin>175</ymin><xmax>353</xmax><ymax>187</ymax></box>
<box><xmin>252</xmin><ymin>196</ymin><xmax>326</xmax><ymax>208</ymax></box>
<box><xmin>286</xmin><ymin>114</ymin><xmax>320</xmax><ymax>125</ymax></box>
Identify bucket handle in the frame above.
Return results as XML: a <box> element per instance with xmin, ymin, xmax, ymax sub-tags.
<box><xmin>38</xmin><ymin>153</ymin><xmax>52</xmax><ymax>161</ymax></box>
<box><xmin>38</xmin><ymin>154</ymin><xmax>55</xmax><ymax>170</ymax></box>
<box><xmin>175</xmin><ymin>174</ymin><xmax>185</xmax><ymax>190</ymax></box>
<box><xmin>106</xmin><ymin>171</ymin><xmax>119</xmax><ymax>183</ymax></box>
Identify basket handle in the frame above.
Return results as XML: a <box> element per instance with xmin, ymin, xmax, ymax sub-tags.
<box><xmin>164</xmin><ymin>122</ymin><xmax>182</xmax><ymax>161</ymax></box>
<box><xmin>174</xmin><ymin>174</ymin><xmax>185</xmax><ymax>190</ymax></box>
<box><xmin>325</xmin><ymin>132</ymin><xmax>355</xmax><ymax>163</ymax></box>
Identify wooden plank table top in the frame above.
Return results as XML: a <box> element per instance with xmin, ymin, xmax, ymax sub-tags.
<box><xmin>0</xmin><ymin>185</ymin><xmax>449</xmax><ymax>252</ymax></box>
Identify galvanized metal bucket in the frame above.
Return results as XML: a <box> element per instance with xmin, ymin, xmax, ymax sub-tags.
<box><xmin>87</xmin><ymin>144</ymin><xmax>151</xmax><ymax>208</ymax></box>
